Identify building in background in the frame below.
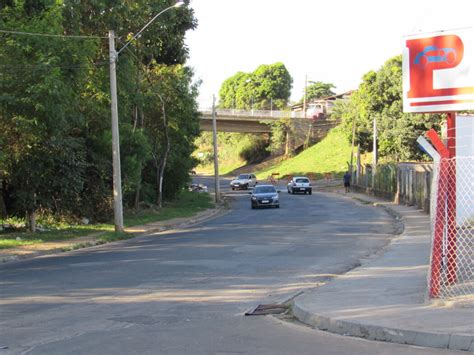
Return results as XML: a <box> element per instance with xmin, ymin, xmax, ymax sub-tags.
<box><xmin>291</xmin><ymin>91</ymin><xmax>353</xmax><ymax>121</ymax></box>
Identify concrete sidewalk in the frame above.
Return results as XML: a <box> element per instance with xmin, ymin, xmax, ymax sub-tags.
<box><xmin>0</xmin><ymin>206</ymin><xmax>225</xmax><ymax>264</ymax></box>
<box><xmin>292</xmin><ymin>189</ymin><xmax>474</xmax><ymax>351</ymax></box>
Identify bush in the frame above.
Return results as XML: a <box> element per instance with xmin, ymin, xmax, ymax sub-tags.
<box><xmin>239</xmin><ymin>137</ymin><xmax>270</xmax><ymax>164</ymax></box>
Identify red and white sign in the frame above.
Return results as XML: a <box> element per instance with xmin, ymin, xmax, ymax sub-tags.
<box><xmin>403</xmin><ymin>28</ymin><xmax>474</xmax><ymax>113</ymax></box>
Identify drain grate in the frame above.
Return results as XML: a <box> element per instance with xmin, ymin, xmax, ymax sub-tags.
<box><xmin>244</xmin><ymin>303</ymin><xmax>288</xmax><ymax>316</ymax></box>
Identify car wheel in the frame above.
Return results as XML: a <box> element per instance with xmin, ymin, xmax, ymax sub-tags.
<box><xmin>251</xmin><ymin>204</ymin><xmax>255</xmax><ymax>209</ymax></box>
<box><xmin>276</xmin><ymin>205</ymin><xmax>280</xmax><ymax>208</ymax></box>
<box><xmin>244</xmin><ymin>184</ymin><xmax>248</xmax><ymax>190</ymax></box>
<box><xmin>309</xmin><ymin>190</ymin><xmax>312</xmax><ymax>195</ymax></box>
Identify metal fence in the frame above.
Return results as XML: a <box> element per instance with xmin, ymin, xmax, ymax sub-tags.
<box><xmin>355</xmin><ymin>159</ymin><xmax>473</xmax><ymax>300</ymax></box>
<box><xmin>354</xmin><ymin>163</ymin><xmax>433</xmax><ymax>212</ymax></box>
<box><xmin>198</xmin><ymin>108</ymin><xmax>312</xmax><ymax>119</ymax></box>
<box><xmin>428</xmin><ymin>156</ymin><xmax>474</xmax><ymax>300</ymax></box>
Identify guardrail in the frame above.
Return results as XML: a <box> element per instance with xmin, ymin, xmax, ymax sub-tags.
<box><xmin>198</xmin><ymin>108</ymin><xmax>310</xmax><ymax>119</ymax></box>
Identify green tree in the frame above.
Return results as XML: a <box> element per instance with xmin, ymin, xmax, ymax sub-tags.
<box><xmin>0</xmin><ymin>2</ymin><xmax>98</xmax><ymax>229</ymax></box>
<box><xmin>219</xmin><ymin>63</ymin><xmax>293</xmax><ymax>110</ymax></box>
<box><xmin>334</xmin><ymin>55</ymin><xmax>443</xmax><ymax>161</ymax></box>
<box><xmin>142</xmin><ymin>64</ymin><xmax>200</xmax><ymax>205</ymax></box>
<box><xmin>0</xmin><ymin>0</ymin><xmax>199</xmax><ymax>229</ymax></box>
<box><xmin>219</xmin><ymin>72</ymin><xmax>248</xmax><ymax>109</ymax></box>
<box><xmin>301</xmin><ymin>81</ymin><xmax>335</xmax><ymax>103</ymax></box>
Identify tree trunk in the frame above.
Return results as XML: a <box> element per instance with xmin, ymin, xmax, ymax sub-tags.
<box><xmin>132</xmin><ymin>105</ymin><xmax>139</xmax><ymax>132</ymax></box>
<box><xmin>156</xmin><ymin>94</ymin><xmax>170</xmax><ymax>209</ymax></box>
<box><xmin>134</xmin><ymin>185</ymin><xmax>140</xmax><ymax>210</ymax></box>
<box><xmin>27</xmin><ymin>209</ymin><xmax>36</xmax><ymax>232</ymax></box>
<box><xmin>26</xmin><ymin>192</ymin><xmax>37</xmax><ymax>232</ymax></box>
<box><xmin>156</xmin><ymin>160</ymin><xmax>162</xmax><ymax>207</ymax></box>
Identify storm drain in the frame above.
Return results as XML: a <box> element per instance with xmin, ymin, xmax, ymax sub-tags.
<box><xmin>244</xmin><ymin>304</ymin><xmax>288</xmax><ymax>316</ymax></box>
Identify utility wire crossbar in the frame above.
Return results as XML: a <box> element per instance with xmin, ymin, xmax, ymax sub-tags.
<box><xmin>0</xmin><ymin>29</ymin><xmax>107</xmax><ymax>39</ymax></box>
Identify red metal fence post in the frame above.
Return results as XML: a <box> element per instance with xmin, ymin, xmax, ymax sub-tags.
<box><xmin>446</xmin><ymin>113</ymin><xmax>457</xmax><ymax>284</ymax></box>
<box><xmin>425</xmin><ymin>127</ymin><xmax>451</xmax><ymax>297</ymax></box>
<box><xmin>429</xmin><ymin>159</ymin><xmax>447</xmax><ymax>298</ymax></box>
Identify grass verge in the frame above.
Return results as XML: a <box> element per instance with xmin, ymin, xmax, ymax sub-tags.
<box><xmin>256</xmin><ymin>127</ymin><xmax>352</xmax><ymax>180</ymax></box>
<box><xmin>196</xmin><ymin>161</ymin><xmax>245</xmax><ymax>176</ymax></box>
<box><xmin>0</xmin><ymin>191</ymin><xmax>214</xmax><ymax>250</ymax></box>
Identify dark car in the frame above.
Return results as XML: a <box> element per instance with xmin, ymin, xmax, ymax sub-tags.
<box><xmin>250</xmin><ymin>184</ymin><xmax>280</xmax><ymax>209</ymax></box>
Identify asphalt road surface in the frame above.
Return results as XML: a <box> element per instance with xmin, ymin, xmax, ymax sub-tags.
<box><xmin>0</xmin><ymin>177</ymin><xmax>460</xmax><ymax>354</ymax></box>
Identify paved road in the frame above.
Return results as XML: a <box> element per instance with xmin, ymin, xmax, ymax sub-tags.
<box><xmin>0</xmin><ymin>178</ymin><xmax>460</xmax><ymax>354</ymax></box>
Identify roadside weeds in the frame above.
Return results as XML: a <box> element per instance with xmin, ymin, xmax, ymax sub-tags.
<box><xmin>0</xmin><ymin>192</ymin><xmax>226</xmax><ymax>264</ymax></box>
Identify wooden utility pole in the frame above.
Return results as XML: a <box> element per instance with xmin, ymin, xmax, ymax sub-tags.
<box><xmin>108</xmin><ymin>30</ymin><xmax>124</xmax><ymax>232</ymax></box>
<box><xmin>350</xmin><ymin>115</ymin><xmax>357</xmax><ymax>173</ymax></box>
<box><xmin>303</xmin><ymin>74</ymin><xmax>307</xmax><ymax>119</ymax></box>
<box><xmin>212</xmin><ymin>95</ymin><xmax>220</xmax><ymax>203</ymax></box>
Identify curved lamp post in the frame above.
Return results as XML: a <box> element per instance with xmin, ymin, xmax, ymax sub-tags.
<box><xmin>109</xmin><ymin>1</ymin><xmax>185</xmax><ymax>232</ymax></box>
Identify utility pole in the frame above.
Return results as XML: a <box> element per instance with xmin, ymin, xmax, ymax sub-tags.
<box><xmin>372</xmin><ymin>116</ymin><xmax>378</xmax><ymax>166</ymax></box>
<box><xmin>372</xmin><ymin>116</ymin><xmax>377</xmax><ymax>191</ymax></box>
<box><xmin>106</xmin><ymin>2</ymin><xmax>184</xmax><ymax>233</ymax></box>
<box><xmin>303</xmin><ymin>74</ymin><xmax>307</xmax><ymax>119</ymax></box>
<box><xmin>212</xmin><ymin>95</ymin><xmax>220</xmax><ymax>203</ymax></box>
<box><xmin>356</xmin><ymin>144</ymin><xmax>361</xmax><ymax>185</ymax></box>
<box><xmin>108</xmin><ymin>30</ymin><xmax>124</xmax><ymax>232</ymax></box>
<box><xmin>350</xmin><ymin>115</ymin><xmax>357</xmax><ymax>174</ymax></box>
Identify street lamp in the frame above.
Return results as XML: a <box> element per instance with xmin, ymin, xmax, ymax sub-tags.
<box><xmin>108</xmin><ymin>1</ymin><xmax>185</xmax><ymax>232</ymax></box>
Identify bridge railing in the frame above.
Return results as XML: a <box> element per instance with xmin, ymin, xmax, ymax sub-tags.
<box><xmin>198</xmin><ymin>108</ymin><xmax>309</xmax><ymax>119</ymax></box>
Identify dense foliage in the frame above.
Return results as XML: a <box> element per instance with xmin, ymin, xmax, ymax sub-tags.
<box><xmin>194</xmin><ymin>132</ymin><xmax>269</xmax><ymax>174</ymax></box>
<box><xmin>0</xmin><ymin>0</ymin><xmax>199</xmax><ymax>229</ymax></box>
<box><xmin>332</xmin><ymin>55</ymin><xmax>444</xmax><ymax>161</ymax></box>
<box><xmin>299</xmin><ymin>81</ymin><xmax>335</xmax><ymax>103</ymax></box>
<box><xmin>218</xmin><ymin>62</ymin><xmax>293</xmax><ymax>110</ymax></box>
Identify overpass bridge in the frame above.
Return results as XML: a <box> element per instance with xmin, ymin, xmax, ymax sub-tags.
<box><xmin>199</xmin><ymin>109</ymin><xmax>339</xmax><ymax>150</ymax></box>
<box><xmin>199</xmin><ymin>108</ymin><xmax>309</xmax><ymax>133</ymax></box>
<box><xmin>198</xmin><ymin>108</ymin><xmax>339</xmax><ymax>151</ymax></box>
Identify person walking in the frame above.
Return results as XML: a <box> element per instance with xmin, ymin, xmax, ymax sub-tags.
<box><xmin>343</xmin><ymin>171</ymin><xmax>351</xmax><ymax>193</ymax></box>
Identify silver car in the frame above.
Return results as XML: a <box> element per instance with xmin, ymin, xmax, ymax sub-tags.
<box><xmin>287</xmin><ymin>176</ymin><xmax>312</xmax><ymax>195</ymax></box>
<box><xmin>230</xmin><ymin>173</ymin><xmax>257</xmax><ymax>190</ymax></box>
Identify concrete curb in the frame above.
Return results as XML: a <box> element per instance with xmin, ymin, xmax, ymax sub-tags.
<box><xmin>291</xmin><ymin>300</ymin><xmax>474</xmax><ymax>351</ymax></box>
<box><xmin>290</xmin><ymin>190</ymin><xmax>474</xmax><ymax>352</ymax></box>
<box><xmin>0</xmin><ymin>206</ymin><xmax>227</xmax><ymax>265</ymax></box>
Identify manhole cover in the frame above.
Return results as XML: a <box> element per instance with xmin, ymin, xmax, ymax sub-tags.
<box><xmin>244</xmin><ymin>304</ymin><xmax>288</xmax><ymax>316</ymax></box>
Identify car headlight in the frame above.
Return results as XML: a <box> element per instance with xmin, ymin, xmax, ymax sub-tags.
<box><xmin>251</xmin><ymin>196</ymin><xmax>257</xmax><ymax>201</ymax></box>
<box><xmin>273</xmin><ymin>196</ymin><xmax>279</xmax><ymax>202</ymax></box>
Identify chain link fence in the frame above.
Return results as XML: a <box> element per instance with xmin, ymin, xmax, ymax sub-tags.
<box><xmin>429</xmin><ymin>156</ymin><xmax>474</xmax><ymax>300</ymax></box>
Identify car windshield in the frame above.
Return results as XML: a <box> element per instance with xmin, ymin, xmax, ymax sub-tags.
<box><xmin>254</xmin><ymin>186</ymin><xmax>276</xmax><ymax>194</ymax></box>
<box><xmin>295</xmin><ymin>178</ymin><xmax>309</xmax><ymax>183</ymax></box>
<box><xmin>238</xmin><ymin>174</ymin><xmax>249</xmax><ymax>179</ymax></box>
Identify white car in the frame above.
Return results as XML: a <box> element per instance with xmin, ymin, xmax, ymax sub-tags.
<box><xmin>230</xmin><ymin>173</ymin><xmax>257</xmax><ymax>190</ymax></box>
<box><xmin>287</xmin><ymin>176</ymin><xmax>312</xmax><ymax>194</ymax></box>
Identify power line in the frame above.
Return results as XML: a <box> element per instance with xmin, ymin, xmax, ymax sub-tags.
<box><xmin>0</xmin><ymin>29</ymin><xmax>107</xmax><ymax>39</ymax></box>
<box><xmin>0</xmin><ymin>60</ymin><xmax>108</xmax><ymax>73</ymax></box>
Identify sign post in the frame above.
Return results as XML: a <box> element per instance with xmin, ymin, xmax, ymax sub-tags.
<box><xmin>403</xmin><ymin>28</ymin><xmax>474</xmax><ymax>113</ymax></box>
<box><xmin>403</xmin><ymin>27</ymin><xmax>473</xmax><ymax>298</ymax></box>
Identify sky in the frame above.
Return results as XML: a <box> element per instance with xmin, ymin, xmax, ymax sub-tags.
<box><xmin>184</xmin><ymin>0</ymin><xmax>473</xmax><ymax>108</ymax></box>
